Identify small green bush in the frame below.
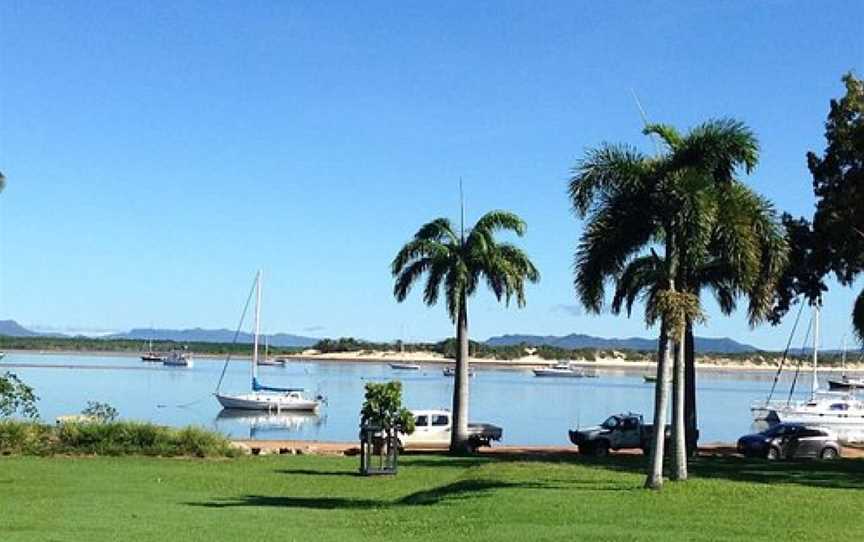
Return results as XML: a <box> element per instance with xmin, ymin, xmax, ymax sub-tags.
<box><xmin>1</xmin><ymin>420</ymin><xmax>238</xmax><ymax>457</ymax></box>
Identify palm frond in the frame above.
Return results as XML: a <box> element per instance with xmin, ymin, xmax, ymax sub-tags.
<box><xmin>574</xmin><ymin>190</ymin><xmax>656</xmax><ymax>312</ymax></box>
<box><xmin>643</xmin><ymin>123</ymin><xmax>683</xmax><ymax>150</ymax></box>
<box><xmin>612</xmin><ymin>254</ymin><xmax>664</xmax><ymax>317</ymax></box>
<box><xmin>676</xmin><ymin>118</ymin><xmax>759</xmax><ymax>183</ymax></box>
<box><xmin>569</xmin><ymin>144</ymin><xmax>650</xmax><ymax>216</ymax></box>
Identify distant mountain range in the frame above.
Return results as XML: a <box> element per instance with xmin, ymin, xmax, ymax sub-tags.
<box><xmin>484</xmin><ymin>333</ymin><xmax>759</xmax><ymax>354</ymax></box>
<box><xmin>0</xmin><ymin>320</ymin><xmax>318</xmax><ymax>347</ymax></box>
<box><xmin>1</xmin><ymin>319</ymin><xmax>759</xmax><ymax>353</ymax></box>
<box><xmin>109</xmin><ymin>328</ymin><xmax>319</xmax><ymax>348</ymax></box>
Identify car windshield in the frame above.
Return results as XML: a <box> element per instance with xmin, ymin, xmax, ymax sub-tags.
<box><xmin>601</xmin><ymin>416</ymin><xmax>620</xmax><ymax>429</ymax></box>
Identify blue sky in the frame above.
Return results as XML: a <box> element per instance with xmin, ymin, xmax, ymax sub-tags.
<box><xmin>0</xmin><ymin>1</ymin><xmax>862</xmax><ymax>348</ymax></box>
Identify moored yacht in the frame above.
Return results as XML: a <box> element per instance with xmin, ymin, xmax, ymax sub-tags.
<box><xmin>215</xmin><ymin>271</ymin><xmax>323</xmax><ymax>412</ymax></box>
<box><xmin>533</xmin><ymin>362</ymin><xmax>585</xmax><ymax>378</ymax></box>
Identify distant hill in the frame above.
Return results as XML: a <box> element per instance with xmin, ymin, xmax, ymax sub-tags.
<box><xmin>0</xmin><ymin>319</ymin><xmax>44</xmax><ymax>337</ymax></box>
<box><xmin>109</xmin><ymin>328</ymin><xmax>318</xmax><ymax>348</ymax></box>
<box><xmin>0</xmin><ymin>320</ymin><xmax>319</xmax><ymax>348</ymax></box>
<box><xmin>485</xmin><ymin>333</ymin><xmax>758</xmax><ymax>354</ymax></box>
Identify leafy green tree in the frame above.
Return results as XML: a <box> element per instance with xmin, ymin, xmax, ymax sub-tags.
<box><xmin>773</xmin><ymin>74</ymin><xmax>864</xmax><ymax>339</ymax></box>
<box><xmin>570</xmin><ymin>119</ymin><xmax>777</xmax><ymax>488</ymax></box>
<box><xmin>392</xmin><ymin>211</ymin><xmax>539</xmax><ymax>453</ymax></box>
<box><xmin>360</xmin><ymin>381</ymin><xmax>414</xmax><ymax>435</ymax></box>
<box><xmin>0</xmin><ymin>372</ymin><xmax>39</xmax><ymax>419</ymax></box>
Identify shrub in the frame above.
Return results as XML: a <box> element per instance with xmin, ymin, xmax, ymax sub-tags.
<box><xmin>0</xmin><ymin>420</ymin><xmax>238</xmax><ymax>457</ymax></box>
<box><xmin>81</xmin><ymin>401</ymin><xmax>119</xmax><ymax>422</ymax></box>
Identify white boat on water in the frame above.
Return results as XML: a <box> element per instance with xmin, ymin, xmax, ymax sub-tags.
<box><xmin>390</xmin><ymin>362</ymin><xmax>421</xmax><ymax>370</ymax></box>
<box><xmin>443</xmin><ymin>366</ymin><xmax>475</xmax><ymax>377</ymax></box>
<box><xmin>163</xmin><ymin>350</ymin><xmax>193</xmax><ymax>367</ymax></box>
<box><xmin>755</xmin><ymin>306</ymin><xmax>864</xmax><ymax>438</ymax></box>
<box><xmin>0</xmin><ymin>352</ymin><xmax>5</xmax><ymax>361</ymax></box>
<box><xmin>215</xmin><ymin>271</ymin><xmax>322</xmax><ymax>412</ymax></box>
<box><xmin>533</xmin><ymin>362</ymin><xmax>585</xmax><ymax>378</ymax></box>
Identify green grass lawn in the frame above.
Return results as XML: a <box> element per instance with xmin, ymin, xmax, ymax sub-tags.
<box><xmin>1</xmin><ymin>453</ymin><xmax>863</xmax><ymax>541</ymax></box>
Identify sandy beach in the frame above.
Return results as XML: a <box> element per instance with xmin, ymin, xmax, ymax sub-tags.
<box><xmin>5</xmin><ymin>347</ymin><xmax>863</xmax><ymax>374</ymax></box>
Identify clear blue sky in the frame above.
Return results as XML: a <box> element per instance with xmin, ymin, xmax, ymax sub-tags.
<box><xmin>1</xmin><ymin>1</ymin><xmax>862</xmax><ymax>348</ymax></box>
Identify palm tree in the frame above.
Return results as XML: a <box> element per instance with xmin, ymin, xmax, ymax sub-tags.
<box><xmin>392</xmin><ymin>211</ymin><xmax>539</xmax><ymax>453</ymax></box>
<box><xmin>570</xmin><ymin>119</ymin><xmax>767</xmax><ymax>488</ymax></box>
<box><xmin>612</xmin><ymin>182</ymin><xmax>787</xmax><ymax>455</ymax></box>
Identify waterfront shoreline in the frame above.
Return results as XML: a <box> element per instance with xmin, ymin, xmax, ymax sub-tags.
<box><xmin>4</xmin><ymin>347</ymin><xmax>863</xmax><ymax>374</ymax></box>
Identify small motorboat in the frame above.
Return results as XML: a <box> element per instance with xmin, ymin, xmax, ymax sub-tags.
<box><xmin>533</xmin><ymin>363</ymin><xmax>584</xmax><ymax>378</ymax></box>
<box><xmin>828</xmin><ymin>375</ymin><xmax>864</xmax><ymax>391</ymax></box>
<box><xmin>0</xmin><ymin>352</ymin><xmax>5</xmax><ymax>361</ymax></box>
<box><xmin>443</xmin><ymin>366</ymin><xmax>475</xmax><ymax>377</ymax></box>
<box><xmin>141</xmin><ymin>353</ymin><xmax>165</xmax><ymax>362</ymax></box>
<box><xmin>643</xmin><ymin>374</ymin><xmax>657</xmax><ymax>383</ymax></box>
<box><xmin>390</xmin><ymin>362</ymin><xmax>421</xmax><ymax>370</ymax></box>
<box><xmin>163</xmin><ymin>350</ymin><xmax>193</xmax><ymax>368</ymax></box>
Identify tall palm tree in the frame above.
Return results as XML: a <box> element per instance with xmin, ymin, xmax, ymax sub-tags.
<box><xmin>392</xmin><ymin>211</ymin><xmax>539</xmax><ymax>453</ymax></box>
<box><xmin>570</xmin><ymin>119</ymin><xmax>765</xmax><ymax>488</ymax></box>
<box><xmin>612</xmin><ymin>182</ymin><xmax>787</xmax><ymax>454</ymax></box>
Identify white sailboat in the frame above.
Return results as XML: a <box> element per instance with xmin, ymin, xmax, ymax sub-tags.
<box><xmin>762</xmin><ymin>306</ymin><xmax>864</xmax><ymax>438</ymax></box>
<box><xmin>215</xmin><ymin>271</ymin><xmax>322</xmax><ymax>412</ymax></box>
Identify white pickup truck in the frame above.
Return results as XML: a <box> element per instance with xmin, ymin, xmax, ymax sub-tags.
<box><xmin>399</xmin><ymin>409</ymin><xmax>503</xmax><ymax>452</ymax></box>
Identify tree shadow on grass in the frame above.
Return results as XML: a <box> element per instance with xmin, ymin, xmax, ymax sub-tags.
<box><xmin>275</xmin><ymin>468</ymin><xmax>361</xmax><ymax>478</ymax></box>
<box><xmin>485</xmin><ymin>451</ymin><xmax>864</xmax><ymax>490</ymax></box>
<box><xmin>188</xmin><ymin>479</ymin><xmax>552</xmax><ymax>511</ymax></box>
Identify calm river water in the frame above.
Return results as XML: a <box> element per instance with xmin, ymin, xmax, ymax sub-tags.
<box><xmin>1</xmin><ymin>352</ymin><xmax>821</xmax><ymax>445</ymax></box>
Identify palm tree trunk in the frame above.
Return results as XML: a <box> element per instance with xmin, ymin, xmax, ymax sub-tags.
<box><xmin>671</xmin><ymin>329</ymin><xmax>688</xmax><ymax>481</ymax></box>
<box><xmin>645</xmin><ymin>320</ymin><xmax>671</xmax><ymax>490</ymax></box>
<box><xmin>684</xmin><ymin>320</ymin><xmax>698</xmax><ymax>456</ymax></box>
<box><xmin>450</xmin><ymin>293</ymin><xmax>471</xmax><ymax>454</ymax></box>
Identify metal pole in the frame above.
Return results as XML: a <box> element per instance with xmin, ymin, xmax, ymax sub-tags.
<box><xmin>252</xmin><ymin>270</ymin><xmax>262</xmax><ymax>383</ymax></box>
<box><xmin>811</xmin><ymin>304</ymin><xmax>819</xmax><ymax>397</ymax></box>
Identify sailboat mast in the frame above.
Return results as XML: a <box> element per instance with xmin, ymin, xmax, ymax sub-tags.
<box><xmin>811</xmin><ymin>304</ymin><xmax>820</xmax><ymax>397</ymax></box>
<box><xmin>252</xmin><ymin>270</ymin><xmax>262</xmax><ymax>382</ymax></box>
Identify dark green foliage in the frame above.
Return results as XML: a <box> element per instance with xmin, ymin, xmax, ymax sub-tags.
<box><xmin>0</xmin><ymin>372</ymin><xmax>39</xmax><ymax>419</ymax></box>
<box><xmin>81</xmin><ymin>401</ymin><xmax>119</xmax><ymax>422</ymax></box>
<box><xmin>772</xmin><ymin>74</ymin><xmax>864</xmax><ymax>340</ymax></box>
<box><xmin>0</xmin><ymin>420</ymin><xmax>238</xmax><ymax>457</ymax></box>
<box><xmin>360</xmin><ymin>381</ymin><xmax>414</xmax><ymax>435</ymax></box>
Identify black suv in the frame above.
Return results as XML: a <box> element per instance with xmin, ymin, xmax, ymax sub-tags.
<box><xmin>737</xmin><ymin>423</ymin><xmax>841</xmax><ymax>460</ymax></box>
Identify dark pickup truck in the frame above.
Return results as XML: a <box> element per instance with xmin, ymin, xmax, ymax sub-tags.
<box><xmin>568</xmin><ymin>413</ymin><xmax>671</xmax><ymax>456</ymax></box>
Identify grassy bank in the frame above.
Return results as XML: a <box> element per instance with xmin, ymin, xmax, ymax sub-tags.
<box><xmin>0</xmin><ymin>453</ymin><xmax>862</xmax><ymax>541</ymax></box>
<box><xmin>0</xmin><ymin>420</ymin><xmax>238</xmax><ymax>457</ymax></box>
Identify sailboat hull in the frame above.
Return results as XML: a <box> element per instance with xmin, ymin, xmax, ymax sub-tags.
<box><xmin>216</xmin><ymin>392</ymin><xmax>319</xmax><ymax>412</ymax></box>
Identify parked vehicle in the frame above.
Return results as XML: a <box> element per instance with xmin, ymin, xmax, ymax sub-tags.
<box><xmin>737</xmin><ymin>423</ymin><xmax>841</xmax><ymax>460</ymax></box>
<box><xmin>568</xmin><ymin>413</ymin><xmax>670</xmax><ymax>456</ymax></box>
<box><xmin>398</xmin><ymin>409</ymin><xmax>502</xmax><ymax>452</ymax></box>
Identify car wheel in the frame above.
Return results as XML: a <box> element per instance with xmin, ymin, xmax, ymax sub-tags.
<box><xmin>579</xmin><ymin>443</ymin><xmax>594</xmax><ymax>456</ymax></box>
<box><xmin>766</xmin><ymin>447</ymin><xmax>781</xmax><ymax>460</ymax></box>
<box><xmin>820</xmin><ymin>447</ymin><xmax>838</xmax><ymax>460</ymax></box>
<box><xmin>593</xmin><ymin>442</ymin><xmax>610</xmax><ymax>458</ymax></box>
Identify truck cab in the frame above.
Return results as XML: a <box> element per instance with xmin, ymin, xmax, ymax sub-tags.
<box><xmin>398</xmin><ymin>409</ymin><xmax>503</xmax><ymax>451</ymax></box>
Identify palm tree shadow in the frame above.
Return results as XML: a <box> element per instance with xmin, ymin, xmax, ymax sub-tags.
<box><xmin>187</xmin><ymin>479</ymin><xmax>552</xmax><ymax>511</ymax></box>
<box><xmin>275</xmin><ymin>468</ymin><xmax>361</xmax><ymax>478</ymax></box>
<box><xmin>526</xmin><ymin>452</ymin><xmax>864</xmax><ymax>490</ymax></box>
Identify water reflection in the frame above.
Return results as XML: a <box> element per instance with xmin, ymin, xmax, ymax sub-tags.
<box><xmin>214</xmin><ymin>409</ymin><xmax>324</xmax><ymax>439</ymax></box>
